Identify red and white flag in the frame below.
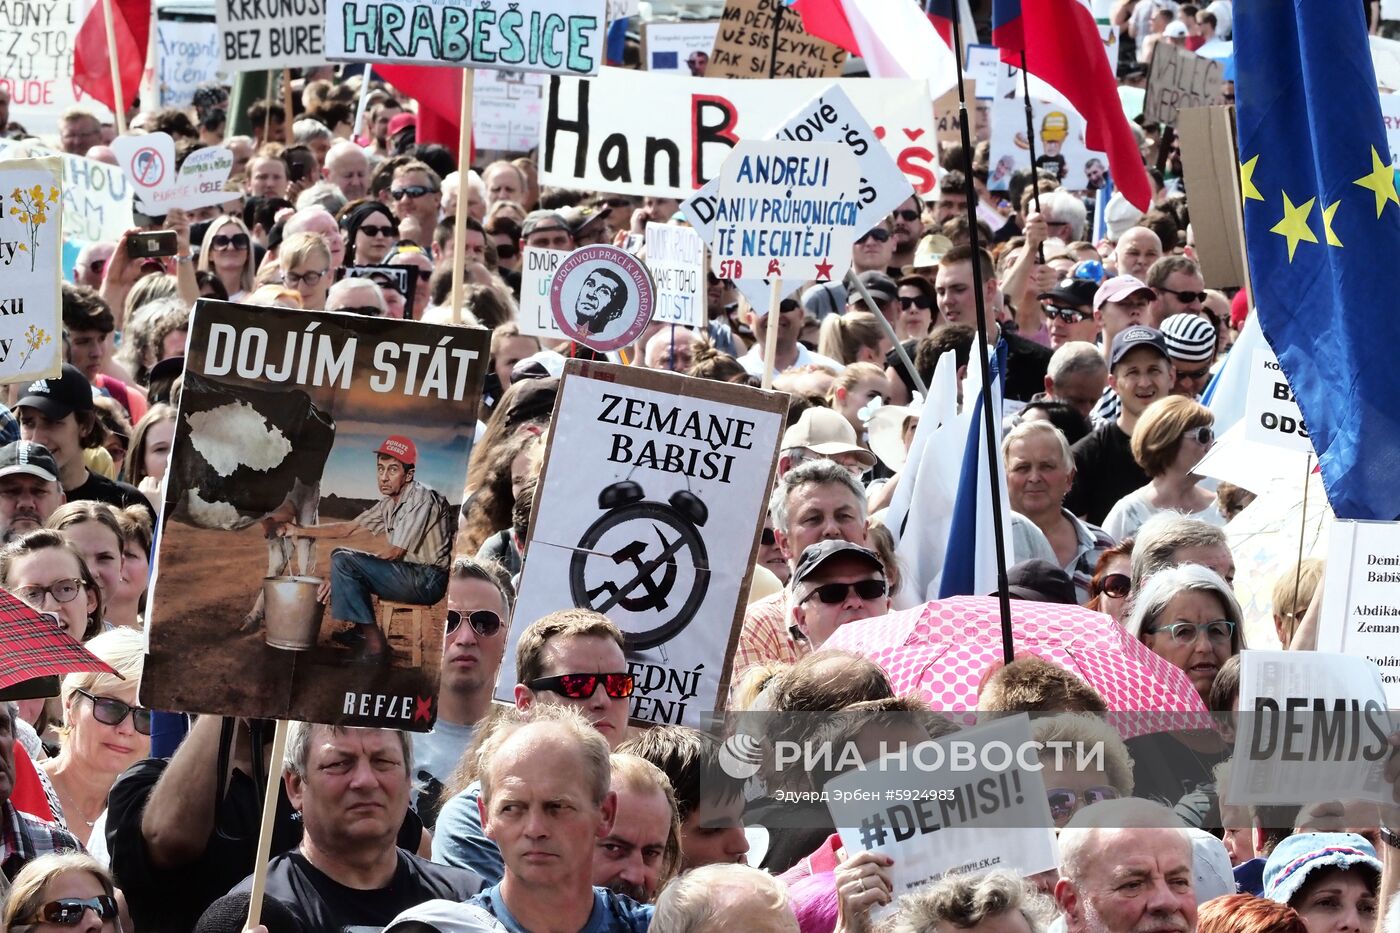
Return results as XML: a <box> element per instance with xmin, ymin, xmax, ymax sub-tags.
<box><xmin>73</xmin><ymin>0</ymin><xmax>151</xmax><ymax>115</ymax></box>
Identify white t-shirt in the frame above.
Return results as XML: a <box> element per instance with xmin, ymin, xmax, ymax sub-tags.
<box><xmin>1102</xmin><ymin>487</ymin><xmax>1226</xmax><ymax>541</ymax></box>
<box><xmin>739</xmin><ymin>343</ymin><xmax>844</xmax><ymax>377</ymax></box>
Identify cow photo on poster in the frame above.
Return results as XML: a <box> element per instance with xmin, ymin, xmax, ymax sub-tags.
<box><xmin>141</xmin><ymin>301</ymin><xmax>489</xmax><ymax>729</ymax></box>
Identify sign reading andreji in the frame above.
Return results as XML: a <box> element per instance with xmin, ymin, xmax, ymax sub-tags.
<box><xmin>142</xmin><ymin>301</ymin><xmax>489</xmax><ymax>729</ymax></box>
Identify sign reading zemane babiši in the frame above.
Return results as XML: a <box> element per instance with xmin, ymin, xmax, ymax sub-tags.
<box><xmin>500</xmin><ymin>361</ymin><xmax>786</xmax><ymax>726</ymax></box>
<box><xmin>324</xmin><ymin>0</ymin><xmax>607</xmax><ymax>75</ymax></box>
<box><xmin>142</xmin><ymin>301</ymin><xmax>489</xmax><ymax>730</ymax></box>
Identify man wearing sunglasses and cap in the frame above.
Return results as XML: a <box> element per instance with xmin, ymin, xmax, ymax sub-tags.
<box><xmin>279</xmin><ymin>434</ymin><xmax>453</xmax><ymax>663</ymax></box>
<box><xmin>788</xmin><ymin>541</ymin><xmax>890</xmax><ymax>651</ymax></box>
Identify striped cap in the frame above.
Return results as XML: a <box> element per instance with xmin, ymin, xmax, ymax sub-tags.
<box><xmin>1160</xmin><ymin>313</ymin><xmax>1217</xmax><ymax>363</ymax></box>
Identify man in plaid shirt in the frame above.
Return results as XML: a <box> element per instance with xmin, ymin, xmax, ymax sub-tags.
<box><xmin>280</xmin><ymin>435</ymin><xmax>453</xmax><ymax>663</ymax></box>
<box><xmin>0</xmin><ymin>703</ymin><xmax>82</xmax><ymax>884</ymax></box>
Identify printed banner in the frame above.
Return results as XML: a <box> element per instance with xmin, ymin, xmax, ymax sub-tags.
<box><xmin>0</xmin><ymin>158</ymin><xmax>64</xmax><ymax>384</ymax></box>
<box><xmin>645</xmin><ymin>223</ymin><xmax>705</xmax><ymax>328</ymax></box>
<box><xmin>142</xmin><ymin>301</ymin><xmax>489</xmax><ymax>729</ymax></box>
<box><xmin>519</xmin><ymin>246</ymin><xmax>571</xmax><ymax>341</ymax></box>
<box><xmin>499</xmin><ymin>361</ymin><xmax>786</xmax><ymax>727</ymax></box>
<box><xmin>707</xmin><ymin>0</ymin><xmax>845</xmax><ymax>79</ymax></box>
<box><xmin>156</xmin><ymin>15</ymin><xmax>222</xmax><ymax>108</ymax></box>
<box><xmin>0</xmin><ymin>0</ymin><xmax>116</xmax><ymax>140</ymax></box>
<box><xmin>988</xmin><ymin>96</ymin><xmax>1108</xmax><ymax>192</ymax></box>
<box><xmin>474</xmin><ymin>69</ymin><xmax>546</xmax><ymax>153</ymax></box>
<box><xmin>1243</xmin><ymin>346</ymin><xmax>1314</xmax><ymax>455</ymax></box>
<box><xmin>642</xmin><ymin>22</ymin><xmax>718</xmax><ymax>75</ymax></box>
<box><xmin>1320</xmin><ymin>520</ymin><xmax>1400</xmax><ymax>707</ymax></box>
<box><xmin>539</xmin><ymin>68</ymin><xmax>939</xmax><ymax>199</ymax></box>
<box><xmin>216</xmin><ymin>0</ymin><xmax>326</xmax><ymax>70</ymax></box>
<box><xmin>324</xmin><ymin>0</ymin><xmax>607</xmax><ymax>76</ymax></box>
<box><xmin>1144</xmin><ymin>43</ymin><xmax>1224</xmax><ymax>127</ymax></box>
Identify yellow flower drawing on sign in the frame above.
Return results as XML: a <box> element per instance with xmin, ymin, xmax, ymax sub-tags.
<box><xmin>19</xmin><ymin>325</ymin><xmax>51</xmax><ymax>369</ymax></box>
<box><xmin>8</xmin><ymin>182</ymin><xmax>60</xmax><ymax>272</ymax></box>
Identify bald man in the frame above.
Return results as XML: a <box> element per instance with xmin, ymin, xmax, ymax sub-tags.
<box><xmin>323</xmin><ymin>141</ymin><xmax>369</xmax><ymax>201</ymax></box>
<box><xmin>643</xmin><ymin>327</ymin><xmax>699</xmax><ymax>372</ymax></box>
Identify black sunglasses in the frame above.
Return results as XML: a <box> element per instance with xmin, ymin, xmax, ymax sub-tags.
<box><xmin>360</xmin><ymin>223</ymin><xmax>398</xmax><ymax>238</ymax></box>
<box><xmin>801</xmin><ymin>579</ymin><xmax>888</xmax><ymax>605</ymax></box>
<box><xmin>899</xmin><ymin>295</ymin><xmax>933</xmax><ymax>310</ymax></box>
<box><xmin>211</xmin><ymin>233</ymin><xmax>249</xmax><ymax>250</ymax></box>
<box><xmin>495</xmin><ymin>243</ymin><xmax>518</xmax><ymax>259</ymax></box>
<box><xmin>1042</xmin><ymin>304</ymin><xmax>1091</xmax><ymax>323</ymax></box>
<box><xmin>1159</xmin><ymin>288</ymin><xmax>1208</xmax><ymax>304</ymax></box>
<box><xmin>856</xmin><ymin>228</ymin><xmax>891</xmax><ymax>244</ymax></box>
<box><xmin>1176</xmin><ymin>364</ymin><xmax>1213</xmax><ymax>382</ymax></box>
<box><xmin>893</xmin><ymin>209</ymin><xmax>921</xmax><ymax>222</ymax></box>
<box><xmin>528</xmin><ymin>672</ymin><xmax>635</xmax><ymax>700</ymax></box>
<box><xmin>761</xmin><ymin>527</ymin><xmax>776</xmax><ymax>546</ymax></box>
<box><xmin>75</xmin><ymin>687</ymin><xmax>152</xmax><ymax>735</ymax></box>
<box><xmin>338</xmin><ymin>305</ymin><xmax>384</xmax><ymax>317</ymax></box>
<box><xmin>1098</xmin><ymin>572</ymin><xmax>1131</xmax><ymax>600</ymax></box>
<box><xmin>1182</xmin><ymin>425</ymin><xmax>1215</xmax><ymax>445</ymax></box>
<box><xmin>445</xmin><ymin>608</ymin><xmax>503</xmax><ymax>638</ymax></box>
<box><xmin>26</xmin><ymin>896</ymin><xmax>120</xmax><ymax>926</ymax></box>
<box><xmin>391</xmin><ymin>185</ymin><xmax>436</xmax><ymax>200</ymax></box>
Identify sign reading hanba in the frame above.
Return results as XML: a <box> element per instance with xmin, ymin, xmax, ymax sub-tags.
<box><xmin>324</xmin><ymin>0</ymin><xmax>607</xmax><ymax>75</ymax></box>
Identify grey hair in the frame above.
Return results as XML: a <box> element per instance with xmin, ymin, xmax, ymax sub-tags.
<box><xmin>651</xmin><ymin>864</ymin><xmax>797</xmax><ymax>933</ymax></box>
<box><xmin>1122</xmin><ymin>563</ymin><xmax>1244</xmax><ymax>651</ymax></box>
<box><xmin>1130</xmin><ymin>512</ymin><xmax>1230</xmax><ymax>588</ymax></box>
<box><xmin>1047</xmin><ymin>341</ymin><xmax>1107</xmax><ymax>385</ymax></box>
<box><xmin>292</xmin><ymin>118</ymin><xmax>333</xmax><ymax>144</ymax></box>
<box><xmin>880</xmin><ymin>870</ymin><xmax>1056</xmax><ymax>933</ymax></box>
<box><xmin>768</xmin><ymin>459</ymin><xmax>868</xmax><ymax>536</ymax></box>
<box><xmin>1059</xmin><ymin>798</ymin><xmax>1191</xmax><ymax>885</ymax></box>
<box><xmin>326</xmin><ymin>278</ymin><xmax>387</xmax><ymax>314</ymax></box>
<box><xmin>477</xmin><ymin>705</ymin><xmax>611</xmax><ymax>808</ymax></box>
<box><xmin>295</xmin><ymin>182</ymin><xmax>347</xmax><ymax>216</ymax></box>
<box><xmin>1041</xmin><ymin>188</ymin><xmax>1088</xmax><ymax>242</ymax></box>
<box><xmin>283</xmin><ymin>722</ymin><xmax>413</xmax><ymax>778</ymax></box>
<box><xmin>1030</xmin><ymin>713</ymin><xmax>1135</xmax><ymax>795</ymax></box>
<box><xmin>1001</xmin><ymin>420</ymin><xmax>1072</xmax><ymax>472</ymax></box>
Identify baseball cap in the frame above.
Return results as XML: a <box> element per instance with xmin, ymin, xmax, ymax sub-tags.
<box><xmin>510</xmin><ymin>351</ymin><xmax>566</xmax><ymax>382</ymax></box>
<box><xmin>384</xmin><ymin>901</ymin><xmax>508</xmax><ymax>933</ymax></box>
<box><xmin>387</xmin><ymin>112</ymin><xmax>417</xmax><ymax>138</ymax></box>
<box><xmin>375</xmin><ymin>435</ymin><xmax>417</xmax><ymax>466</ymax></box>
<box><xmin>1103</xmin><ymin>193</ymin><xmax>1144</xmax><ymax>242</ymax></box>
<box><xmin>1038</xmin><ymin>277</ymin><xmax>1098</xmax><ymax>308</ymax></box>
<box><xmin>15</xmin><ymin>364</ymin><xmax>95</xmax><ymax>420</ymax></box>
<box><xmin>780</xmin><ymin>408</ymin><xmax>876</xmax><ymax>468</ymax></box>
<box><xmin>1189</xmin><ymin>829</ymin><xmax>1236</xmax><ymax>905</ymax></box>
<box><xmin>1093</xmin><ymin>274</ymin><xmax>1155</xmax><ymax>310</ymax></box>
<box><xmin>521</xmin><ymin>210</ymin><xmax>570</xmax><ymax>239</ymax></box>
<box><xmin>905</xmin><ymin>233</ymin><xmax>954</xmax><ymax>272</ymax></box>
<box><xmin>854</xmin><ymin>270</ymin><xmax>898</xmax><ymax>307</ymax></box>
<box><xmin>1109</xmin><ymin>325</ymin><xmax>1171</xmax><ymax>369</ymax></box>
<box><xmin>1164</xmin><ymin>20</ymin><xmax>1189</xmax><ymax>37</ymax></box>
<box><xmin>1263</xmin><ymin>833</ymin><xmax>1381</xmax><ymax>905</ymax></box>
<box><xmin>1003</xmin><ymin>559</ymin><xmax>1077</xmax><ymax>604</ymax></box>
<box><xmin>792</xmin><ymin>540</ymin><xmax>885</xmax><ymax>589</ymax></box>
<box><xmin>1160</xmin><ymin>313</ymin><xmax>1217</xmax><ymax>363</ymax></box>
<box><xmin>0</xmin><ymin>442</ymin><xmax>59</xmax><ymax>483</ymax></box>
<box><xmin>559</xmin><ymin>205</ymin><xmax>609</xmax><ymax>238</ymax></box>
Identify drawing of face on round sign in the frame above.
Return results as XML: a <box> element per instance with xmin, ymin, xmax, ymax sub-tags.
<box><xmin>550</xmin><ymin>245</ymin><xmax>655</xmax><ymax>352</ymax></box>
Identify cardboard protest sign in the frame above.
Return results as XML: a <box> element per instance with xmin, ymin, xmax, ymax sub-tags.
<box><xmin>1176</xmin><ymin>106</ymin><xmax>1248</xmax><ymax>289</ymax></box>
<box><xmin>703</xmin><ymin>140</ymin><xmax>859</xmax><ymax>284</ymax></box>
<box><xmin>1227</xmin><ymin>650</ymin><xmax>1395</xmax><ymax>807</ymax></box>
<box><xmin>340</xmin><ymin>264</ymin><xmax>420</xmax><ymax>319</ymax></box>
<box><xmin>826</xmin><ymin>716</ymin><xmax>1060</xmax><ymax>895</ymax></box>
<box><xmin>111</xmin><ymin>133</ymin><xmax>235</xmax><ymax>216</ymax></box>
<box><xmin>325</xmin><ymin>0</ymin><xmax>607</xmax><ymax>76</ymax></box>
<box><xmin>1320</xmin><ymin>521</ymin><xmax>1400</xmax><ymax>706</ymax></box>
<box><xmin>1243</xmin><ymin>346</ymin><xmax>1314</xmax><ymax>455</ymax></box>
<box><xmin>0</xmin><ymin>158</ymin><xmax>64</xmax><ymax>383</ymax></box>
<box><xmin>0</xmin><ymin>0</ymin><xmax>116</xmax><ymax>139</ymax></box>
<box><xmin>645</xmin><ymin>223</ymin><xmax>705</xmax><ymax>329</ymax></box>
<box><xmin>551</xmin><ymin>245</ymin><xmax>655</xmax><ymax>352</ymax></box>
<box><xmin>141</xmin><ymin>301</ymin><xmax>489</xmax><ymax>729</ymax></box>
<box><xmin>474</xmin><ymin>69</ymin><xmax>546</xmax><ymax>154</ymax></box>
<box><xmin>988</xmin><ymin>97</ymin><xmax>1107</xmax><ymax>192</ymax></box>
<box><xmin>642</xmin><ymin>22</ymin><xmax>719</xmax><ymax>74</ymax></box>
<box><xmin>499</xmin><ymin>361</ymin><xmax>786</xmax><ymax>727</ymax></box>
<box><xmin>156</xmin><ymin>14</ymin><xmax>222</xmax><ymax>108</ymax></box>
<box><xmin>215</xmin><ymin>0</ymin><xmax>325</xmax><ymax>70</ymax></box>
<box><xmin>708</xmin><ymin>0</ymin><xmax>845</xmax><ymax>79</ymax></box>
<box><xmin>539</xmin><ymin>69</ymin><xmax>939</xmax><ymax>199</ymax></box>
<box><xmin>1144</xmin><ymin>43</ymin><xmax>1224</xmax><ymax>126</ymax></box>
<box><xmin>519</xmin><ymin>246</ymin><xmax>571</xmax><ymax>341</ymax></box>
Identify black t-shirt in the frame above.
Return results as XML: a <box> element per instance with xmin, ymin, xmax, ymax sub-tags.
<box><xmin>106</xmin><ymin>758</ymin><xmax>425</xmax><ymax>933</ymax></box>
<box><xmin>229</xmin><ymin>849</ymin><xmax>480</xmax><ymax>933</ymax></box>
<box><xmin>1064</xmin><ymin>419</ymin><xmax>1147</xmax><ymax>526</ymax></box>
<box><xmin>1003</xmin><ymin>332</ymin><xmax>1052</xmax><ymax>403</ymax></box>
<box><xmin>68</xmin><ymin>471</ymin><xmax>156</xmax><ymax>523</ymax></box>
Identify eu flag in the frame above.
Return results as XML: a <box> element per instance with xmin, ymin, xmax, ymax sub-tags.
<box><xmin>1236</xmin><ymin>0</ymin><xmax>1400</xmax><ymax>521</ymax></box>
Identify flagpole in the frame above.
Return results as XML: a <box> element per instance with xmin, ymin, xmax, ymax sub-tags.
<box><xmin>949</xmin><ymin>0</ymin><xmax>1015</xmax><ymax>663</ymax></box>
<box><xmin>1019</xmin><ymin>53</ymin><xmax>1046</xmax><ymax>264</ymax></box>
<box><xmin>100</xmin><ymin>0</ymin><xmax>128</xmax><ymax>134</ymax></box>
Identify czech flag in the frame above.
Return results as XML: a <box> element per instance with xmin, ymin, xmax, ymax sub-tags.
<box><xmin>787</xmin><ymin>0</ymin><xmax>958</xmax><ymax>89</ymax></box>
<box><xmin>73</xmin><ymin>0</ymin><xmax>150</xmax><ymax>115</ymax></box>
<box><xmin>989</xmin><ymin>0</ymin><xmax>1153</xmax><ymax>211</ymax></box>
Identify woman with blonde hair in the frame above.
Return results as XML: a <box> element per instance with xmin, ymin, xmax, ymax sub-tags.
<box><xmin>197</xmin><ymin>215</ymin><xmax>256</xmax><ymax>300</ymax></box>
<box><xmin>2</xmin><ymin>852</ymin><xmax>122</xmax><ymax>932</ymax></box>
<box><xmin>826</xmin><ymin>361</ymin><xmax>890</xmax><ymax>443</ymax></box>
<box><xmin>1103</xmin><ymin>395</ymin><xmax>1222</xmax><ymax>540</ymax></box>
<box><xmin>123</xmin><ymin>403</ymin><xmax>177</xmax><ymax>507</ymax></box>
<box><xmin>40</xmin><ymin>628</ymin><xmax>150</xmax><ymax>845</ymax></box>
<box><xmin>816</xmin><ymin>311</ymin><xmax>889</xmax><ymax>365</ymax></box>
<box><xmin>277</xmin><ymin>231</ymin><xmax>332</xmax><ymax>309</ymax></box>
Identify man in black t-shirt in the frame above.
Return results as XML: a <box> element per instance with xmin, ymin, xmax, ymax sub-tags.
<box><xmin>228</xmin><ymin>722</ymin><xmax>479</xmax><ymax>931</ymax></box>
<box><xmin>13</xmin><ymin>364</ymin><xmax>154</xmax><ymax>523</ymax></box>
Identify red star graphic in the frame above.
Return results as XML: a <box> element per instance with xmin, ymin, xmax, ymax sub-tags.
<box><xmin>814</xmin><ymin>258</ymin><xmax>833</xmax><ymax>281</ymax></box>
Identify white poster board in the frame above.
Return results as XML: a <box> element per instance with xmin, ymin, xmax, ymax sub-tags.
<box><xmin>111</xmin><ymin>132</ymin><xmax>235</xmax><ymax>215</ymax></box>
<box><xmin>519</xmin><ymin>246</ymin><xmax>571</xmax><ymax>341</ymax></box>
<box><xmin>324</xmin><ymin>0</ymin><xmax>607</xmax><ymax>76</ymax></box>
<box><xmin>1227</xmin><ymin>649</ymin><xmax>1395</xmax><ymax>807</ymax></box>
<box><xmin>0</xmin><ymin>0</ymin><xmax>116</xmax><ymax>140</ymax></box>
<box><xmin>643</xmin><ymin>22</ymin><xmax>719</xmax><ymax>74</ymax></box>
<box><xmin>474</xmin><ymin>69</ymin><xmax>546</xmax><ymax>153</ymax></box>
<box><xmin>0</xmin><ymin>140</ymin><xmax>133</xmax><ymax>275</ymax></box>
<box><xmin>1321</xmin><ymin>520</ymin><xmax>1400</xmax><ymax>708</ymax></box>
<box><xmin>1243</xmin><ymin>346</ymin><xmax>1315</xmax><ymax>455</ymax></box>
<box><xmin>0</xmin><ymin>158</ymin><xmax>64</xmax><ymax>383</ymax></box>
<box><xmin>988</xmin><ymin>96</ymin><xmax>1107</xmax><ymax>192</ymax></box>
<box><xmin>499</xmin><ymin>361</ymin><xmax>786</xmax><ymax>727</ymax></box>
<box><xmin>156</xmin><ymin>17</ymin><xmax>223</xmax><ymax>108</ymax></box>
<box><xmin>645</xmin><ymin>223</ymin><xmax>705</xmax><ymax>329</ymax></box>
<box><xmin>215</xmin><ymin>0</ymin><xmax>326</xmax><ymax>70</ymax></box>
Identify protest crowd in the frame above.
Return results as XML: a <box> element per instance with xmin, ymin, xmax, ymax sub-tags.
<box><xmin>1</xmin><ymin>0</ymin><xmax>1400</xmax><ymax>931</ymax></box>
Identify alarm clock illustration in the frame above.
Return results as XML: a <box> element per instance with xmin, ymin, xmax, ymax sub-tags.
<box><xmin>569</xmin><ymin>480</ymin><xmax>711</xmax><ymax>651</ymax></box>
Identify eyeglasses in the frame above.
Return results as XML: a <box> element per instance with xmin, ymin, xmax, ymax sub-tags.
<box><xmin>25</xmin><ymin>896</ymin><xmax>120</xmax><ymax>927</ymax></box>
<box><xmin>1182</xmin><ymin>425</ymin><xmax>1214</xmax><ymax>445</ymax></box>
<box><xmin>528</xmin><ymin>672</ymin><xmax>635</xmax><ymax>700</ymax></box>
<box><xmin>1159</xmin><ymin>288</ymin><xmax>1208</xmax><ymax>304</ymax></box>
<box><xmin>336</xmin><ymin>305</ymin><xmax>383</xmax><ymax>317</ymax></box>
<box><xmin>88</xmin><ymin>259</ymin><xmax>108</xmax><ymax>275</ymax></box>
<box><xmin>1147</xmin><ymin>619</ymin><xmax>1236</xmax><ymax>645</ymax></box>
<box><xmin>856</xmin><ymin>228</ymin><xmax>891</xmax><ymax>244</ymax></box>
<box><xmin>283</xmin><ymin>269</ymin><xmax>326</xmax><ymax>287</ymax></box>
<box><xmin>211</xmin><ymin>233</ymin><xmax>249</xmax><ymax>251</ymax></box>
<box><xmin>75</xmin><ymin>687</ymin><xmax>153</xmax><ymax>735</ymax></box>
<box><xmin>1047</xmin><ymin>786</ymin><xmax>1119</xmax><ymax>822</ymax></box>
<box><xmin>13</xmin><ymin>577</ymin><xmax>84</xmax><ymax>606</ymax></box>
<box><xmin>899</xmin><ymin>295</ymin><xmax>933</xmax><ymax>310</ymax></box>
<box><xmin>893</xmin><ymin>209</ymin><xmax>921</xmax><ymax>222</ymax></box>
<box><xmin>360</xmin><ymin>224</ymin><xmax>398</xmax><ymax>238</ymax></box>
<box><xmin>445</xmin><ymin>608</ymin><xmax>504</xmax><ymax>639</ymax></box>
<box><xmin>800</xmin><ymin>579</ymin><xmax>888</xmax><ymax>605</ymax></box>
<box><xmin>1176</xmin><ymin>365</ymin><xmax>1212</xmax><ymax>382</ymax></box>
<box><xmin>761</xmin><ymin>527</ymin><xmax>776</xmax><ymax>547</ymax></box>
<box><xmin>495</xmin><ymin>243</ymin><xmax>518</xmax><ymax>260</ymax></box>
<box><xmin>1042</xmin><ymin>304</ymin><xmax>1091</xmax><ymax>323</ymax></box>
<box><xmin>390</xmin><ymin>185</ymin><xmax>436</xmax><ymax>200</ymax></box>
<box><xmin>1098</xmin><ymin>572</ymin><xmax>1131</xmax><ymax>600</ymax></box>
